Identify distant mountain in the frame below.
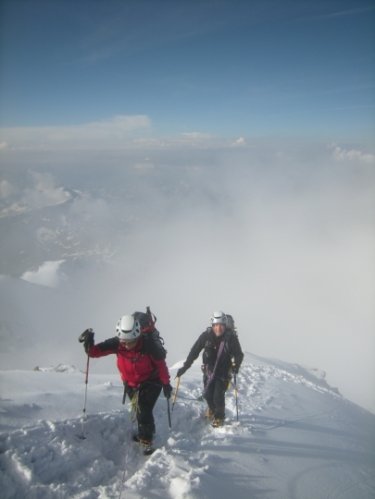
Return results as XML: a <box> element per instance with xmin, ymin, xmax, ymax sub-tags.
<box><xmin>0</xmin><ymin>188</ymin><xmax>114</xmax><ymax>276</ymax></box>
<box><xmin>33</xmin><ymin>363</ymin><xmax>79</xmax><ymax>373</ymax></box>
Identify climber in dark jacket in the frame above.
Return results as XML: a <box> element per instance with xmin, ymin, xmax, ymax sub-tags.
<box><xmin>176</xmin><ymin>311</ymin><xmax>243</xmax><ymax>427</ymax></box>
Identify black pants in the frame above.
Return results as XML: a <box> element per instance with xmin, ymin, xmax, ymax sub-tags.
<box><xmin>127</xmin><ymin>380</ymin><xmax>162</xmax><ymax>441</ymax></box>
<box><xmin>203</xmin><ymin>376</ymin><xmax>227</xmax><ymax>420</ymax></box>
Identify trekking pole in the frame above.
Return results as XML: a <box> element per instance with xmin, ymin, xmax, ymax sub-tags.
<box><xmin>171</xmin><ymin>377</ymin><xmax>180</xmax><ymax>412</ymax></box>
<box><xmin>83</xmin><ymin>352</ymin><xmax>90</xmax><ymax>416</ymax></box>
<box><xmin>233</xmin><ymin>371</ymin><xmax>239</xmax><ymax>422</ymax></box>
<box><xmin>167</xmin><ymin>398</ymin><xmax>172</xmax><ymax>429</ymax></box>
<box><xmin>79</xmin><ymin>352</ymin><xmax>90</xmax><ymax>439</ymax></box>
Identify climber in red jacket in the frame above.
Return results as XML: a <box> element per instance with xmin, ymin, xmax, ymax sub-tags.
<box><xmin>79</xmin><ymin>314</ymin><xmax>172</xmax><ymax>446</ymax></box>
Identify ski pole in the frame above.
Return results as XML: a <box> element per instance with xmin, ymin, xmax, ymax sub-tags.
<box><xmin>233</xmin><ymin>371</ymin><xmax>239</xmax><ymax>422</ymax></box>
<box><xmin>171</xmin><ymin>376</ymin><xmax>180</xmax><ymax>412</ymax></box>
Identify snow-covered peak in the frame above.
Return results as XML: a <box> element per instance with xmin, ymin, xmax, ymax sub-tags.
<box><xmin>0</xmin><ymin>352</ymin><xmax>374</xmax><ymax>498</ymax></box>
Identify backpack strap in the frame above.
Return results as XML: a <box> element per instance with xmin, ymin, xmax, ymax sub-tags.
<box><xmin>203</xmin><ymin>339</ymin><xmax>226</xmax><ymax>396</ymax></box>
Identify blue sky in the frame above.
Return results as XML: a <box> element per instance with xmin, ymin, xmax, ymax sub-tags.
<box><xmin>0</xmin><ymin>0</ymin><xmax>374</xmax><ymax>140</ymax></box>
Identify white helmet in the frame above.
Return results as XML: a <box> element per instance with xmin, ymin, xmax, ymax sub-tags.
<box><xmin>116</xmin><ymin>315</ymin><xmax>141</xmax><ymax>342</ymax></box>
<box><xmin>211</xmin><ymin>310</ymin><xmax>227</xmax><ymax>326</ymax></box>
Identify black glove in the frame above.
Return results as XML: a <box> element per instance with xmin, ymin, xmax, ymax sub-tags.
<box><xmin>163</xmin><ymin>383</ymin><xmax>173</xmax><ymax>399</ymax></box>
<box><xmin>78</xmin><ymin>328</ymin><xmax>94</xmax><ymax>353</ymax></box>
<box><xmin>231</xmin><ymin>360</ymin><xmax>239</xmax><ymax>374</ymax></box>
<box><xmin>176</xmin><ymin>365</ymin><xmax>188</xmax><ymax>378</ymax></box>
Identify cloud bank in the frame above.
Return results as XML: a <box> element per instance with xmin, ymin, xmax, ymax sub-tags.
<box><xmin>21</xmin><ymin>260</ymin><xmax>65</xmax><ymax>288</ymax></box>
<box><xmin>0</xmin><ymin>136</ymin><xmax>374</xmax><ymax>413</ymax></box>
<box><xmin>0</xmin><ymin>171</ymin><xmax>71</xmax><ymax>218</ymax></box>
<box><xmin>0</xmin><ymin>115</ymin><xmax>151</xmax><ymax>151</ymax></box>
<box><xmin>331</xmin><ymin>143</ymin><xmax>375</xmax><ymax>164</ymax></box>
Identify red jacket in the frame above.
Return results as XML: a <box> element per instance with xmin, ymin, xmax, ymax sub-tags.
<box><xmin>88</xmin><ymin>335</ymin><xmax>170</xmax><ymax>387</ymax></box>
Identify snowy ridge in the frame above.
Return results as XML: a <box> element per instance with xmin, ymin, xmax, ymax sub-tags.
<box><xmin>0</xmin><ymin>353</ymin><xmax>374</xmax><ymax>498</ymax></box>
<box><xmin>33</xmin><ymin>364</ymin><xmax>79</xmax><ymax>373</ymax></box>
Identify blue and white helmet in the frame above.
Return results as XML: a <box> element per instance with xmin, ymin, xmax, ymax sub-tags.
<box><xmin>211</xmin><ymin>310</ymin><xmax>227</xmax><ymax>326</ymax></box>
<box><xmin>116</xmin><ymin>315</ymin><xmax>141</xmax><ymax>342</ymax></box>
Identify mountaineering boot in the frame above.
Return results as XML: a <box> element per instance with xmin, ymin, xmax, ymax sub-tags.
<box><xmin>138</xmin><ymin>422</ymin><xmax>155</xmax><ymax>442</ymax></box>
<box><xmin>132</xmin><ymin>434</ymin><xmax>155</xmax><ymax>455</ymax></box>
<box><xmin>212</xmin><ymin>418</ymin><xmax>224</xmax><ymax>428</ymax></box>
<box><xmin>133</xmin><ymin>434</ymin><xmax>153</xmax><ymax>445</ymax></box>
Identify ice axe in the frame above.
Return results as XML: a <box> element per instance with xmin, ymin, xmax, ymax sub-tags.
<box><xmin>233</xmin><ymin>371</ymin><xmax>239</xmax><ymax>422</ymax></box>
<box><xmin>171</xmin><ymin>376</ymin><xmax>181</xmax><ymax>412</ymax></box>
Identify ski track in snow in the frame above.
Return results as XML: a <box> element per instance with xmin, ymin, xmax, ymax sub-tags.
<box><xmin>0</xmin><ymin>353</ymin><xmax>374</xmax><ymax>499</ymax></box>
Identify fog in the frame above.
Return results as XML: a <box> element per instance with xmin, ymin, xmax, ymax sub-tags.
<box><xmin>0</xmin><ymin>138</ymin><xmax>374</xmax><ymax>412</ymax></box>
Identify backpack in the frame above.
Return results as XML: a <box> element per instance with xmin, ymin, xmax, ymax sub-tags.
<box><xmin>133</xmin><ymin>307</ymin><xmax>167</xmax><ymax>354</ymax></box>
<box><xmin>133</xmin><ymin>306</ymin><xmax>157</xmax><ymax>333</ymax></box>
<box><xmin>225</xmin><ymin>314</ymin><xmax>237</xmax><ymax>333</ymax></box>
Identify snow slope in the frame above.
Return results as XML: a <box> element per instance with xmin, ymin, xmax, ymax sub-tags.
<box><xmin>0</xmin><ymin>353</ymin><xmax>374</xmax><ymax>499</ymax></box>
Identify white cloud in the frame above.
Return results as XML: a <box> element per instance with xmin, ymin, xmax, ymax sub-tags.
<box><xmin>232</xmin><ymin>136</ymin><xmax>246</xmax><ymax>146</ymax></box>
<box><xmin>0</xmin><ymin>141</ymin><xmax>8</xmax><ymax>150</ymax></box>
<box><xmin>78</xmin><ymin>114</ymin><xmax>151</xmax><ymax>136</ymax></box>
<box><xmin>123</xmin><ymin>132</ymin><xmax>225</xmax><ymax>151</ymax></box>
<box><xmin>0</xmin><ymin>202</ymin><xmax>28</xmax><ymax>218</ymax></box>
<box><xmin>180</xmin><ymin>132</ymin><xmax>213</xmax><ymax>140</ymax></box>
<box><xmin>25</xmin><ymin>172</ymin><xmax>71</xmax><ymax>208</ymax></box>
<box><xmin>0</xmin><ymin>179</ymin><xmax>15</xmax><ymax>199</ymax></box>
<box><xmin>331</xmin><ymin>143</ymin><xmax>375</xmax><ymax>164</ymax></box>
<box><xmin>0</xmin><ymin>172</ymin><xmax>71</xmax><ymax>218</ymax></box>
<box><xmin>0</xmin><ymin>115</ymin><xmax>151</xmax><ymax>151</ymax></box>
<box><xmin>21</xmin><ymin>260</ymin><xmax>65</xmax><ymax>288</ymax></box>
<box><xmin>0</xmin><ymin>117</ymin><xmax>247</xmax><ymax>154</ymax></box>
